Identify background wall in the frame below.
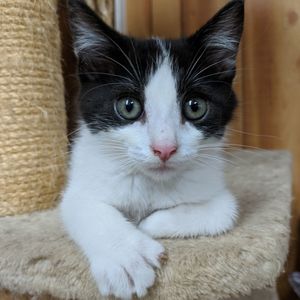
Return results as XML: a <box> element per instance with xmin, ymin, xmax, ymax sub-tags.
<box><xmin>125</xmin><ymin>1</ymin><xmax>300</xmax><ymax>299</ymax></box>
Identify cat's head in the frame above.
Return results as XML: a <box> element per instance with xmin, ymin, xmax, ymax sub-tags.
<box><xmin>68</xmin><ymin>0</ymin><xmax>244</xmax><ymax>180</ymax></box>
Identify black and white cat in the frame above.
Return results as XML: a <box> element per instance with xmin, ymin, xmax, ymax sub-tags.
<box><xmin>61</xmin><ymin>0</ymin><xmax>244</xmax><ymax>298</ymax></box>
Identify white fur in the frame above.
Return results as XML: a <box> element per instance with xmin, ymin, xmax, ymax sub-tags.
<box><xmin>208</xmin><ymin>36</ymin><xmax>239</xmax><ymax>52</ymax></box>
<box><xmin>60</xmin><ymin>47</ymin><xmax>238</xmax><ymax>299</ymax></box>
<box><xmin>145</xmin><ymin>55</ymin><xmax>179</xmax><ymax>149</ymax></box>
<box><xmin>74</xmin><ymin>24</ymin><xmax>107</xmax><ymax>56</ymax></box>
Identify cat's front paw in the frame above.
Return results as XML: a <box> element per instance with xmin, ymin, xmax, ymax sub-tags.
<box><xmin>139</xmin><ymin>190</ymin><xmax>238</xmax><ymax>238</ymax></box>
<box><xmin>90</xmin><ymin>233</ymin><xmax>165</xmax><ymax>299</ymax></box>
<box><xmin>139</xmin><ymin>210</ymin><xmax>173</xmax><ymax>238</ymax></box>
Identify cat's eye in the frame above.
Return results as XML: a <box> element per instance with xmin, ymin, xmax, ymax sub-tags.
<box><xmin>183</xmin><ymin>98</ymin><xmax>208</xmax><ymax>121</ymax></box>
<box><xmin>115</xmin><ymin>97</ymin><xmax>143</xmax><ymax>120</ymax></box>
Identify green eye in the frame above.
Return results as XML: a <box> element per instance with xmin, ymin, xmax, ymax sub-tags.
<box><xmin>183</xmin><ymin>98</ymin><xmax>208</xmax><ymax>121</ymax></box>
<box><xmin>115</xmin><ymin>97</ymin><xmax>143</xmax><ymax>120</ymax></box>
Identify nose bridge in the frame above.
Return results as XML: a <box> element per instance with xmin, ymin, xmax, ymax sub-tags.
<box><xmin>144</xmin><ymin>55</ymin><xmax>180</xmax><ymax>146</ymax></box>
<box><xmin>148</xmin><ymin>112</ymin><xmax>177</xmax><ymax>145</ymax></box>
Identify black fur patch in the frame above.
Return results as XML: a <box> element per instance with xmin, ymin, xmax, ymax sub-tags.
<box><xmin>68</xmin><ymin>0</ymin><xmax>244</xmax><ymax>137</ymax></box>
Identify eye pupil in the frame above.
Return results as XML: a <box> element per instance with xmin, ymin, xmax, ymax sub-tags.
<box><xmin>115</xmin><ymin>97</ymin><xmax>142</xmax><ymax>120</ymax></box>
<box><xmin>125</xmin><ymin>100</ymin><xmax>134</xmax><ymax>112</ymax></box>
<box><xmin>190</xmin><ymin>100</ymin><xmax>199</xmax><ymax>112</ymax></box>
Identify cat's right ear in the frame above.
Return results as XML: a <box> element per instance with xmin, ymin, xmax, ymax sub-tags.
<box><xmin>67</xmin><ymin>0</ymin><xmax>120</xmax><ymax>60</ymax></box>
<box><xmin>186</xmin><ymin>0</ymin><xmax>244</xmax><ymax>80</ymax></box>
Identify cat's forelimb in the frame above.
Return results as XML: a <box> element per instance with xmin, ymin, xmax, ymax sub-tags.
<box><xmin>60</xmin><ymin>194</ymin><xmax>165</xmax><ymax>299</ymax></box>
<box><xmin>139</xmin><ymin>189</ymin><xmax>238</xmax><ymax>238</ymax></box>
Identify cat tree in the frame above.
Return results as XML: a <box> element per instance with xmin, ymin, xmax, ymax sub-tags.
<box><xmin>0</xmin><ymin>1</ymin><xmax>291</xmax><ymax>299</ymax></box>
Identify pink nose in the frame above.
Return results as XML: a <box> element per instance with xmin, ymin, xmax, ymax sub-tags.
<box><xmin>152</xmin><ymin>145</ymin><xmax>177</xmax><ymax>162</ymax></box>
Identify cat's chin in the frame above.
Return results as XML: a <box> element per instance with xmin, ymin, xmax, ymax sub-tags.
<box><xmin>141</xmin><ymin>164</ymin><xmax>180</xmax><ymax>181</ymax></box>
<box><xmin>148</xmin><ymin>164</ymin><xmax>174</xmax><ymax>172</ymax></box>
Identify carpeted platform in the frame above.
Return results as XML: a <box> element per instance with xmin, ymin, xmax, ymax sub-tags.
<box><xmin>0</xmin><ymin>150</ymin><xmax>292</xmax><ymax>300</ymax></box>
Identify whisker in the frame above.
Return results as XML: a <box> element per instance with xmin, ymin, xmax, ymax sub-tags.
<box><xmin>67</xmin><ymin>120</ymin><xmax>103</xmax><ymax>138</ymax></box>
<box><xmin>184</xmin><ymin>45</ymin><xmax>208</xmax><ymax>82</ymax></box>
<box><xmin>216</xmin><ymin>149</ymin><xmax>248</xmax><ymax>164</ymax></box>
<box><xmin>129</xmin><ymin>39</ymin><xmax>142</xmax><ymax>79</ymax></box>
<box><xmin>81</xmin><ymin>82</ymin><xmax>136</xmax><ymax>99</ymax></box>
<box><xmin>199</xmin><ymin>154</ymin><xmax>237</xmax><ymax>166</ymax></box>
<box><xmin>195</xmin><ymin>142</ymin><xmax>264</xmax><ymax>152</ymax></box>
<box><xmin>190</xmin><ymin>54</ymin><xmax>236</xmax><ymax>81</ymax></box>
<box><xmin>190</xmin><ymin>80</ymin><xmax>233</xmax><ymax>89</ymax></box>
<box><xmin>75</xmin><ymin>72</ymin><xmax>133</xmax><ymax>82</ymax></box>
<box><xmin>81</xmin><ymin>50</ymin><xmax>136</xmax><ymax>80</ymax></box>
<box><xmin>193</xmin><ymin>158</ymin><xmax>221</xmax><ymax>171</ymax></box>
<box><xmin>191</xmin><ymin>68</ymin><xmax>244</xmax><ymax>83</ymax></box>
<box><xmin>226</xmin><ymin>128</ymin><xmax>280</xmax><ymax>140</ymax></box>
<box><xmin>99</xmin><ymin>32</ymin><xmax>141</xmax><ymax>82</ymax></box>
<box><xmin>67</xmin><ymin>127</ymin><xmax>82</xmax><ymax>137</ymax></box>
<box><xmin>223</xmin><ymin>143</ymin><xmax>264</xmax><ymax>150</ymax></box>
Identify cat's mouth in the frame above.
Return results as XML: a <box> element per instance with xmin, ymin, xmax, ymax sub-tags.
<box><xmin>143</xmin><ymin>162</ymin><xmax>180</xmax><ymax>180</ymax></box>
<box><xmin>147</xmin><ymin>163</ymin><xmax>175</xmax><ymax>173</ymax></box>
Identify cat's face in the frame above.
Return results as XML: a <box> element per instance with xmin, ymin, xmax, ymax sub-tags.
<box><xmin>69</xmin><ymin>0</ymin><xmax>244</xmax><ymax>180</ymax></box>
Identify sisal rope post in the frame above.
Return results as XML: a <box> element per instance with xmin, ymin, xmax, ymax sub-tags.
<box><xmin>0</xmin><ymin>0</ymin><xmax>67</xmax><ymax>216</ymax></box>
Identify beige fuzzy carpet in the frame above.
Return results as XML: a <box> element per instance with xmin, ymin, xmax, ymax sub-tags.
<box><xmin>0</xmin><ymin>150</ymin><xmax>292</xmax><ymax>300</ymax></box>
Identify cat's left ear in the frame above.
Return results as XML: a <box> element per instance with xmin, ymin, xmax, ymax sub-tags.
<box><xmin>187</xmin><ymin>0</ymin><xmax>244</xmax><ymax>78</ymax></box>
<box><xmin>67</xmin><ymin>0</ymin><xmax>124</xmax><ymax>61</ymax></box>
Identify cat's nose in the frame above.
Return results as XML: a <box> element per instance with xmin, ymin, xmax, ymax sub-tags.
<box><xmin>152</xmin><ymin>144</ymin><xmax>177</xmax><ymax>162</ymax></box>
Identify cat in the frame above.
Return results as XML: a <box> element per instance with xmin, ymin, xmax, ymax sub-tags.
<box><xmin>60</xmin><ymin>0</ymin><xmax>244</xmax><ymax>299</ymax></box>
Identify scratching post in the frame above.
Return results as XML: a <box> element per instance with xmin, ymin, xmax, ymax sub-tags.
<box><xmin>0</xmin><ymin>0</ymin><xmax>67</xmax><ymax>216</ymax></box>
